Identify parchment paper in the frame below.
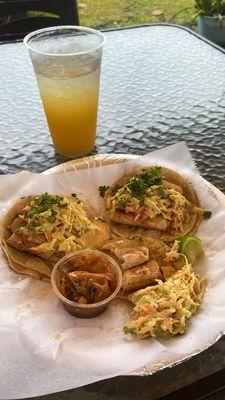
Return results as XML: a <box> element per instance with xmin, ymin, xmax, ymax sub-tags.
<box><xmin>1</xmin><ymin>142</ymin><xmax>225</xmax><ymax>399</ymax></box>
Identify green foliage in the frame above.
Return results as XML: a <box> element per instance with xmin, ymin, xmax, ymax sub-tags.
<box><xmin>195</xmin><ymin>0</ymin><xmax>225</xmax><ymax>16</ymax></box>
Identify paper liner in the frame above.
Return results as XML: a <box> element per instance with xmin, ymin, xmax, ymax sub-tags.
<box><xmin>0</xmin><ymin>142</ymin><xmax>225</xmax><ymax>399</ymax></box>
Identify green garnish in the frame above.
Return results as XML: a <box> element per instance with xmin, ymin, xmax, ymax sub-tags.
<box><xmin>127</xmin><ymin>177</ymin><xmax>147</xmax><ymax>198</ymax></box>
<box><xmin>99</xmin><ymin>185</ymin><xmax>109</xmax><ymax>198</ymax></box>
<box><xmin>118</xmin><ymin>199</ymin><xmax>127</xmax><ymax>208</ymax></box>
<box><xmin>155</xmin><ymin>330</ymin><xmax>170</xmax><ymax>339</ymax></box>
<box><xmin>126</xmin><ymin>167</ymin><xmax>163</xmax><ymax>199</ymax></box>
<box><xmin>29</xmin><ymin>193</ymin><xmax>68</xmax><ymax>212</ymax></box>
<box><xmin>140</xmin><ymin>166</ymin><xmax>162</xmax><ymax>186</ymax></box>
<box><xmin>26</xmin><ymin>193</ymin><xmax>68</xmax><ymax>230</ymax></box>
<box><xmin>124</xmin><ymin>326</ymin><xmax>137</xmax><ymax>335</ymax></box>
<box><xmin>157</xmin><ymin>184</ymin><xmax>166</xmax><ymax>198</ymax></box>
<box><xmin>27</xmin><ymin>221</ymin><xmax>38</xmax><ymax>230</ymax></box>
<box><xmin>203</xmin><ymin>211</ymin><xmax>212</xmax><ymax>219</ymax></box>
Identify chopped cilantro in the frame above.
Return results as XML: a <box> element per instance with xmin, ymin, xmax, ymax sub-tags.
<box><xmin>125</xmin><ymin>167</ymin><xmax>163</xmax><ymax>199</ymax></box>
<box><xmin>51</xmin><ymin>209</ymin><xmax>57</xmax><ymax>217</ymax></box>
<box><xmin>140</xmin><ymin>166</ymin><xmax>162</xmax><ymax>186</ymax></box>
<box><xmin>27</xmin><ymin>221</ymin><xmax>37</xmax><ymax>230</ymax></box>
<box><xmin>99</xmin><ymin>185</ymin><xmax>109</xmax><ymax>198</ymax></box>
<box><xmin>27</xmin><ymin>209</ymin><xmax>37</xmax><ymax>218</ymax></box>
<box><xmin>26</xmin><ymin>193</ymin><xmax>68</xmax><ymax>230</ymax></box>
<box><xmin>34</xmin><ymin>193</ymin><xmax>62</xmax><ymax>207</ymax></box>
<box><xmin>157</xmin><ymin>184</ymin><xmax>166</xmax><ymax>198</ymax></box>
<box><xmin>203</xmin><ymin>211</ymin><xmax>212</xmax><ymax>219</ymax></box>
<box><xmin>127</xmin><ymin>177</ymin><xmax>147</xmax><ymax>198</ymax></box>
<box><xmin>124</xmin><ymin>326</ymin><xmax>137</xmax><ymax>335</ymax></box>
<box><xmin>118</xmin><ymin>199</ymin><xmax>127</xmax><ymax>208</ymax></box>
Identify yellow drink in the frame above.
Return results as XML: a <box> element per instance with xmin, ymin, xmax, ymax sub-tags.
<box><xmin>24</xmin><ymin>26</ymin><xmax>104</xmax><ymax>157</ymax></box>
<box><xmin>36</xmin><ymin>67</ymin><xmax>100</xmax><ymax>156</ymax></box>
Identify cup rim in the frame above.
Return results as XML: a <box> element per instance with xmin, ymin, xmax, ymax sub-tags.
<box><xmin>23</xmin><ymin>25</ymin><xmax>105</xmax><ymax>57</ymax></box>
<box><xmin>51</xmin><ymin>249</ymin><xmax>123</xmax><ymax>309</ymax></box>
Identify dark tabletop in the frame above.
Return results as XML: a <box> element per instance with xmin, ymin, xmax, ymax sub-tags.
<box><xmin>1</xmin><ymin>24</ymin><xmax>225</xmax><ymax>400</ymax></box>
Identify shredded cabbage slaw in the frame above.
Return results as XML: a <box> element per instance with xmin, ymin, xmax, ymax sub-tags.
<box><xmin>20</xmin><ymin>195</ymin><xmax>95</xmax><ymax>254</ymax></box>
<box><xmin>124</xmin><ymin>263</ymin><xmax>207</xmax><ymax>339</ymax></box>
<box><xmin>108</xmin><ymin>183</ymin><xmax>192</xmax><ymax>231</ymax></box>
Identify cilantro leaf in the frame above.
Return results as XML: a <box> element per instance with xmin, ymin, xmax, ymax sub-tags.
<box><xmin>140</xmin><ymin>166</ymin><xmax>162</xmax><ymax>186</ymax></box>
<box><xmin>157</xmin><ymin>184</ymin><xmax>166</xmax><ymax>198</ymax></box>
<box><xmin>203</xmin><ymin>211</ymin><xmax>212</xmax><ymax>219</ymax></box>
<box><xmin>118</xmin><ymin>199</ymin><xmax>127</xmax><ymax>208</ymax></box>
<box><xmin>126</xmin><ymin>167</ymin><xmax>163</xmax><ymax>199</ymax></box>
<box><xmin>26</xmin><ymin>193</ymin><xmax>68</xmax><ymax>229</ymax></box>
<box><xmin>99</xmin><ymin>185</ymin><xmax>109</xmax><ymax>198</ymax></box>
<box><xmin>27</xmin><ymin>221</ymin><xmax>38</xmax><ymax>230</ymax></box>
<box><xmin>127</xmin><ymin>177</ymin><xmax>147</xmax><ymax>197</ymax></box>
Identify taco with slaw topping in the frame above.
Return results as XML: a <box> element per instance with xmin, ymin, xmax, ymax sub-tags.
<box><xmin>124</xmin><ymin>263</ymin><xmax>207</xmax><ymax>339</ymax></box>
<box><xmin>100</xmin><ymin>236</ymin><xmax>186</xmax><ymax>292</ymax></box>
<box><xmin>1</xmin><ymin>193</ymin><xmax>110</xmax><ymax>280</ymax></box>
<box><xmin>102</xmin><ymin>166</ymin><xmax>204</xmax><ymax>241</ymax></box>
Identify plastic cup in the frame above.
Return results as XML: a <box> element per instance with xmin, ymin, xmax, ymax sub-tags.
<box><xmin>51</xmin><ymin>250</ymin><xmax>122</xmax><ymax>318</ymax></box>
<box><xmin>24</xmin><ymin>26</ymin><xmax>104</xmax><ymax>157</ymax></box>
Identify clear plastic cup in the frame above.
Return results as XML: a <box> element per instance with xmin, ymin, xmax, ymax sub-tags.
<box><xmin>51</xmin><ymin>250</ymin><xmax>122</xmax><ymax>318</ymax></box>
<box><xmin>24</xmin><ymin>26</ymin><xmax>104</xmax><ymax>157</ymax></box>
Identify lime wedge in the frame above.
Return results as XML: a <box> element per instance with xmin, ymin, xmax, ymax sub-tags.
<box><xmin>178</xmin><ymin>235</ymin><xmax>204</xmax><ymax>264</ymax></box>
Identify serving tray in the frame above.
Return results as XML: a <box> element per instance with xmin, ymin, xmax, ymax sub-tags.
<box><xmin>43</xmin><ymin>153</ymin><xmax>225</xmax><ymax>376</ymax></box>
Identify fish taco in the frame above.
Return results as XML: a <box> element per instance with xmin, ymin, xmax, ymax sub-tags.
<box><xmin>124</xmin><ymin>264</ymin><xmax>207</xmax><ymax>339</ymax></box>
<box><xmin>100</xmin><ymin>236</ymin><xmax>186</xmax><ymax>292</ymax></box>
<box><xmin>102</xmin><ymin>166</ymin><xmax>204</xmax><ymax>241</ymax></box>
<box><xmin>1</xmin><ymin>193</ymin><xmax>110</xmax><ymax>280</ymax></box>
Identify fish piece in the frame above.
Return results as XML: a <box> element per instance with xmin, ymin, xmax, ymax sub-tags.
<box><xmin>122</xmin><ymin>260</ymin><xmax>162</xmax><ymax>291</ymax></box>
<box><xmin>104</xmin><ymin>166</ymin><xmax>203</xmax><ymax>241</ymax></box>
<box><xmin>7</xmin><ymin>230</ymin><xmax>46</xmax><ymax>252</ymax></box>
<box><xmin>27</xmin><ymin>245</ymin><xmax>60</xmax><ymax>261</ymax></box>
<box><xmin>113</xmin><ymin>246</ymin><xmax>149</xmax><ymax>269</ymax></box>
<box><xmin>110</xmin><ymin>211</ymin><xmax>168</xmax><ymax>231</ymax></box>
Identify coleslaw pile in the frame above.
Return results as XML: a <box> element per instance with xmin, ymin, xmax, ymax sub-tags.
<box><xmin>124</xmin><ymin>263</ymin><xmax>207</xmax><ymax>339</ymax></box>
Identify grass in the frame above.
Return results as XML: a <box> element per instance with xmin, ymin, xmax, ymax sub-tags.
<box><xmin>78</xmin><ymin>0</ymin><xmax>197</xmax><ymax>29</ymax></box>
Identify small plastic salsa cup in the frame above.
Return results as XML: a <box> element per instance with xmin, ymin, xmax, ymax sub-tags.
<box><xmin>51</xmin><ymin>249</ymin><xmax>122</xmax><ymax>318</ymax></box>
